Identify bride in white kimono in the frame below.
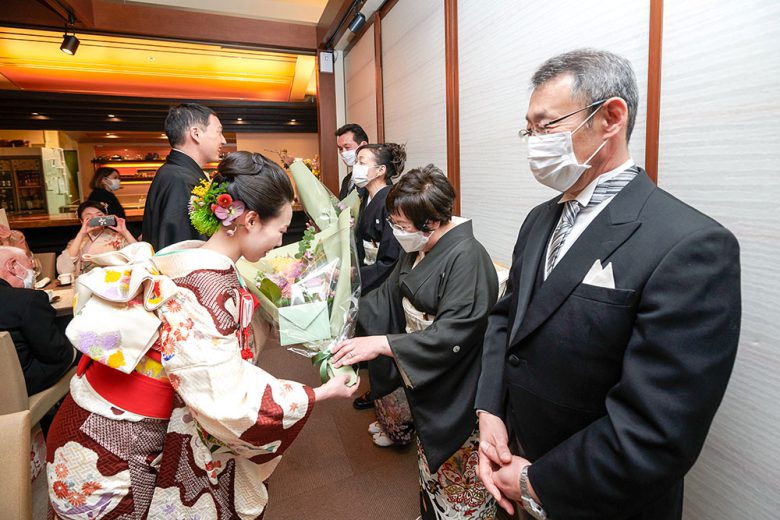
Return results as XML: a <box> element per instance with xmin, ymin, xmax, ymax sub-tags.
<box><xmin>46</xmin><ymin>151</ymin><xmax>358</xmax><ymax>520</ymax></box>
<box><xmin>331</xmin><ymin>165</ymin><xmax>500</xmax><ymax>520</ymax></box>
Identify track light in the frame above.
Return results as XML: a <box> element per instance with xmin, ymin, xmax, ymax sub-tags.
<box><xmin>60</xmin><ymin>12</ymin><xmax>79</xmax><ymax>55</ymax></box>
<box><xmin>348</xmin><ymin>12</ymin><xmax>366</xmax><ymax>33</ymax></box>
<box><xmin>60</xmin><ymin>34</ymin><xmax>79</xmax><ymax>54</ymax></box>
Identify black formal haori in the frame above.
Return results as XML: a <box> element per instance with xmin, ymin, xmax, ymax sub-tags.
<box><xmin>142</xmin><ymin>150</ymin><xmax>207</xmax><ymax>251</ymax></box>
<box><xmin>477</xmin><ymin>168</ymin><xmax>741</xmax><ymax>520</ymax></box>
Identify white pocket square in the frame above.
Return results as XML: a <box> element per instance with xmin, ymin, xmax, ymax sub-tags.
<box><xmin>583</xmin><ymin>259</ymin><xmax>615</xmax><ymax>289</ymax></box>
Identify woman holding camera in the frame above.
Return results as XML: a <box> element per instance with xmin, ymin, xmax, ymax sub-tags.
<box><xmin>56</xmin><ymin>200</ymin><xmax>136</xmax><ymax>277</ymax></box>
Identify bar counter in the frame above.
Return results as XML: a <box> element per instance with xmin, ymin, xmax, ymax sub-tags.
<box><xmin>9</xmin><ymin>208</ymin><xmax>144</xmax><ymax>229</ymax></box>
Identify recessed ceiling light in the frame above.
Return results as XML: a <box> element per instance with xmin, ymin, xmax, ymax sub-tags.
<box><xmin>237</xmin><ymin>117</ymin><xmax>243</xmax><ymax>121</ymax></box>
<box><xmin>108</xmin><ymin>114</ymin><xmax>115</xmax><ymax>118</ymax></box>
<box><xmin>290</xmin><ymin>119</ymin><xmax>297</xmax><ymax>122</ymax></box>
<box><xmin>31</xmin><ymin>112</ymin><xmax>39</xmax><ymax>116</ymax></box>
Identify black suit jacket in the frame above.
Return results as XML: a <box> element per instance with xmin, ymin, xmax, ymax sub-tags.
<box><xmin>339</xmin><ymin>172</ymin><xmax>353</xmax><ymax>200</ymax></box>
<box><xmin>0</xmin><ymin>279</ymin><xmax>76</xmax><ymax>395</ymax></box>
<box><xmin>142</xmin><ymin>150</ymin><xmax>207</xmax><ymax>251</ymax></box>
<box><xmin>476</xmin><ymin>170</ymin><xmax>741</xmax><ymax>520</ymax></box>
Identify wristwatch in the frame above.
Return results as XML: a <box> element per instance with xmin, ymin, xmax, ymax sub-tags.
<box><xmin>520</xmin><ymin>464</ymin><xmax>548</xmax><ymax>520</ymax></box>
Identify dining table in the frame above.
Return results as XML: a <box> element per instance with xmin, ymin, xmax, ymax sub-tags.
<box><xmin>46</xmin><ymin>281</ymin><xmax>74</xmax><ymax>317</ymax></box>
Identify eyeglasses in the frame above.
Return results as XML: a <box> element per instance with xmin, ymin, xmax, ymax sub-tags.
<box><xmin>519</xmin><ymin>99</ymin><xmax>607</xmax><ymax>139</ymax></box>
<box><xmin>386</xmin><ymin>216</ymin><xmax>406</xmax><ymax>232</ymax></box>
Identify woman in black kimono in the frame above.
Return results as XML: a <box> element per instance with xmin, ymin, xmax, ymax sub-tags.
<box><xmin>352</xmin><ymin>142</ymin><xmax>405</xmax><ymax>295</ymax></box>
<box><xmin>349</xmin><ymin>143</ymin><xmax>408</xmax><ymax>427</ymax></box>
<box><xmin>332</xmin><ymin>165</ymin><xmax>499</xmax><ymax>519</ymax></box>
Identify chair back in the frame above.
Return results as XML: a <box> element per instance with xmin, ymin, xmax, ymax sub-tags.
<box><xmin>0</xmin><ymin>331</ymin><xmax>29</xmax><ymax>415</ymax></box>
<box><xmin>0</xmin><ymin>409</ymin><xmax>33</xmax><ymax>520</ymax></box>
<box><xmin>36</xmin><ymin>251</ymin><xmax>56</xmax><ymax>282</ymax></box>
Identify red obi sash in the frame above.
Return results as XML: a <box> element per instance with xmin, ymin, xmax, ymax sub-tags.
<box><xmin>77</xmin><ymin>350</ymin><xmax>174</xmax><ymax>420</ymax></box>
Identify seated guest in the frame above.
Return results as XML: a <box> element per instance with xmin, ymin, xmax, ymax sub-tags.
<box><xmin>331</xmin><ymin>165</ymin><xmax>499</xmax><ymax>519</ymax></box>
<box><xmin>57</xmin><ymin>201</ymin><xmax>137</xmax><ymax>277</ymax></box>
<box><xmin>87</xmin><ymin>167</ymin><xmax>126</xmax><ymax>219</ymax></box>
<box><xmin>0</xmin><ymin>246</ymin><xmax>77</xmax><ymax>395</ymax></box>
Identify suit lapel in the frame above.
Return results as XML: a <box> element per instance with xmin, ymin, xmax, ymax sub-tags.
<box><xmin>507</xmin><ymin>198</ymin><xmax>560</xmax><ymax>345</ymax></box>
<box><xmin>510</xmin><ymin>170</ymin><xmax>655</xmax><ymax>346</ymax></box>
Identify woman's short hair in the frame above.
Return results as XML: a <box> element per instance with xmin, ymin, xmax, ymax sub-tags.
<box><xmin>90</xmin><ymin>167</ymin><xmax>118</xmax><ymax>190</ymax></box>
<box><xmin>214</xmin><ymin>151</ymin><xmax>294</xmax><ymax>221</ymax></box>
<box><xmin>356</xmin><ymin>143</ymin><xmax>406</xmax><ymax>184</ymax></box>
<box><xmin>77</xmin><ymin>200</ymin><xmax>108</xmax><ymax>220</ymax></box>
<box><xmin>386</xmin><ymin>164</ymin><xmax>455</xmax><ymax>232</ymax></box>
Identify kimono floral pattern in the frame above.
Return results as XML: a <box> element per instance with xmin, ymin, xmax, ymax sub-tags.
<box><xmin>47</xmin><ymin>243</ymin><xmax>315</xmax><ymax>519</ymax></box>
<box><xmin>417</xmin><ymin>431</ymin><xmax>497</xmax><ymax>520</ymax></box>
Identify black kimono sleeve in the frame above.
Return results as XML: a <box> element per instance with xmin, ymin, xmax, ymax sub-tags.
<box><xmin>357</xmin><ymin>258</ymin><xmax>407</xmax><ymax>398</ymax></box>
<box><xmin>359</xmin><ymin>206</ymin><xmax>401</xmax><ymax>295</ymax></box>
<box><xmin>387</xmin><ymin>246</ymin><xmax>498</xmax><ymax>391</ymax></box>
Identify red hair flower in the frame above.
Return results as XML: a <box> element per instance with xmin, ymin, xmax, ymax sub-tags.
<box><xmin>217</xmin><ymin>194</ymin><xmax>233</xmax><ymax>208</ymax></box>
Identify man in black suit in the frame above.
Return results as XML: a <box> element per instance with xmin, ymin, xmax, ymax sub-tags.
<box><xmin>142</xmin><ymin>103</ymin><xmax>226</xmax><ymax>250</ymax></box>
<box><xmin>336</xmin><ymin>123</ymin><xmax>369</xmax><ymax>199</ymax></box>
<box><xmin>0</xmin><ymin>246</ymin><xmax>77</xmax><ymax>395</ymax></box>
<box><xmin>476</xmin><ymin>49</ymin><xmax>740</xmax><ymax>520</ymax></box>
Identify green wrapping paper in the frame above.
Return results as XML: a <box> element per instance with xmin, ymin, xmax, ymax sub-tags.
<box><xmin>236</xmin><ymin>160</ymin><xmax>359</xmax><ymax>386</ymax></box>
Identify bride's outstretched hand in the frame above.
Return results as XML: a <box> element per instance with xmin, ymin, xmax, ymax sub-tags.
<box><xmin>313</xmin><ymin>375</ymin><xmax>360</xmax><ymax>402</ymax></box>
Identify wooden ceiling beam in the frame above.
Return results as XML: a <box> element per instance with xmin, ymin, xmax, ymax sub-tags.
<box><xmin>0</xmin><ymin>0</ymin><xmax>318</xmax><ymax>52</ymax></box>
<box><xmin>317</xmin><ymin>0</ymin><xmax>357</xmax><ymax>49</ymax></box>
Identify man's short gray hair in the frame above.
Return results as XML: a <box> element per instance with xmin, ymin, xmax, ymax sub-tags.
<box><xmin>531</xmin><ymin>49</ymin><xmax>639</xmax><ymax>143</ymax></box>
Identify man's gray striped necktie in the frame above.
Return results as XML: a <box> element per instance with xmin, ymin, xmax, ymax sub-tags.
<box><xmin>545</xmin><ymin>167</ymin><xmax>639</xmax><ymax>277</ymax></box>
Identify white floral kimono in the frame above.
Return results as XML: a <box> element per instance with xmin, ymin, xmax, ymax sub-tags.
<box><xmin>46</xmin><ymin>241</ymin><xmax>315</xmax><ymax>520</ymax></box>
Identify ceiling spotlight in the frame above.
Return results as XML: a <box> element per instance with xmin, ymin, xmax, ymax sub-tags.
<box><xmin>237</xmin><ymin>117</ymin><xmax>243</xmax><ymax>121</ymax></box>
<box><xmin>60</xmin><ymin>34</ymin><xmax>80</xmax><ymax>55</ymax></box>
<box><xmin>348</xmin><ymin>12</ymin><xmax>366</xmax><ymax>33</ymax></box>
<box><xmin>108</xmin><ymin>114</ymin><xmax>115</xmax><ymax>118</ymax></box>
<box><xmin>290</xmin><ymin>119</ymin><xmax>297</xmax><ymax>122</ymax></box>
<box><xmin>60</xmin><ymin>12</ymin><xmax>80</xmax><ymax>55</ymax></box>
<box><xmin>31</xmin><ymin>112</ymin><xmax>39</xmax><ymax>116</ymax></box>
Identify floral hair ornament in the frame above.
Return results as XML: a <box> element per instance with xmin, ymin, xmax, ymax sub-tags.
<box><xmin>188</xmin><ymin>179</ymin><xmax>245</xmax><ymax>237</ymax></box>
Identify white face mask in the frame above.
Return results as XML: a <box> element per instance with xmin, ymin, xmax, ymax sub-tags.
<box><xmin>15</xmin><ymin>264</ymin><xmax>35</xmax><ymax>289</ymax></box>
<box><xmin>392</xmin><ymin>227</ymin><xmax>431</xmax><ymax>253</ymax></box>
<box><xmin>526</xmin><ymin>106</ymin><xmax>607</xmax><ymax>192</ymax></box>
<box><xmin>351</xmin><ymin>164</ymin><xmax>371</xmax><ymax>188</ymax></box>
<box><xmin>106</xmin><ymin>178</ymin><xmax>121</xmax><ymax>191</ymax></box>
<box><xmin>340</xmin><ymin>149</ymin><xmax>357</xmax><ymax>167</ymax></box>
<box><xmin>353</xmin><ymin>164</ymin><xmax>383</xmax><ymax>188</ymax></box>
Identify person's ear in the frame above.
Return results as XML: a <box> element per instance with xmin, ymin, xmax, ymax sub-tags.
<box><xmin>600</xmin><ymin>97</ymin><xmax>628</xmax><ymax>140</ymax></box>
<box><xmin>190</xmin><ymin>125</ymin><xmax>202</xmax><ymax>144</ymax></box>
<box><xmin>243</xmin><ymin>210</ymin><xmax>260</xmax><ymax>230</ymax></box>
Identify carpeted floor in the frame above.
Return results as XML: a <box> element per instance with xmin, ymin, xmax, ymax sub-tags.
<box><xmin>33</xmin><ymin>334</ymin><xmax>421</xmax><ymax>520</ymax></box>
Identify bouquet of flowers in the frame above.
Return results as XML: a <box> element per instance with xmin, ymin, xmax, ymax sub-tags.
<box><xmin>237</xmin><ymin>161</ymin><xmax>360</xmax><ymax>385</ymax></box>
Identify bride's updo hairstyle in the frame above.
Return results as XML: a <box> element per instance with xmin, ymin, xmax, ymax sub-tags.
<box><xmin>214</xmin><ymin>151</ymin><xmax>294</xmax><ymax>220</ymax></box>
